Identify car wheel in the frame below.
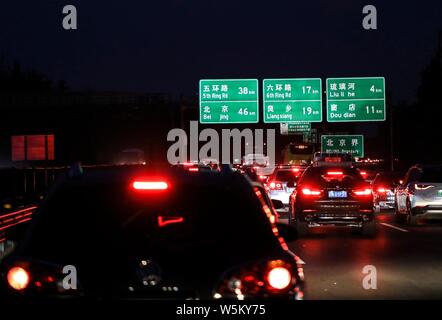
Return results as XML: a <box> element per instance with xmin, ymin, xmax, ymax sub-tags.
<box><xmin>361</xmin><ymin>219</ymin><xmax>377</xmax><ymax>237</ymax></box>
<box><xmin>406</xmin><ymin>199</ymin><xmax>418</xmax><ymax>225</ymax></box>
<box><xmin>294</xmin><ymin>211</ymin><xmax>308</xmax><ymax>237</ymax></box>
<box><xmin>394</xmin><ymin>201</ymin><xmax>406</xmax><ymax>224</ymax></box>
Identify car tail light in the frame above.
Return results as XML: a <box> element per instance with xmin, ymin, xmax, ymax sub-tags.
<box><xmin>132</xmin><ymin>181</ymin><xmax>169</xmax><ymax>190</ymax></box>
<box><xmin>214</xmin><ymin>259</ymin><xmax>299</xmax><ymax>299</ymax></box>
<box><xmin>7</xmin><ymin>267</ymin><xmax>30</xmax><ymax>291</ymax></box>
<box><xmin>360</xmin><ymin>171</ymin><xmax>368</xmax><ymax>179</ymax></box>
<box><xmin>301</xmin><ymin>188</ymin><xmax>321</xmax><ymax>196</ymax></box>
<box><xmin>292</xmin><ymin>168</ymin><xmax>300</xmax><ymax>173</ymax></box>
<box><xmin>327</xmin><ymin>171</ymin><xmax>343</xmax><ymax>176</ymax></box>
<box><xmin>266</xmin><ymin>266</ymin><xmax>292</xmax><ymax>290</ymax></box>
<box><xmin>269</xmin><ymin>182</ymin><xmax>283</xmax><ymax>190</ymax></box>
<box><xmin>188</xmin><ymin>167</ymin><xmax>199</xmax><ymax>172</ymax></box>
<box><xmin>157</xmin><ymin>216</ymin><xmax>184</xmax><ymax>227</ymax></box>
<box><xmin>377</xmin><ymin>187</ymin><xmax>387</xmax><ymax>193</ymax></box>
<box><xmin>415</xmin><ymin>184</ymin><xmax>433</xmax><ymax>190</ymax></box>
<box><xmin>354</xmin><ymin>188</ymin><xmax>372</xmax><ymax>196</ymax></box>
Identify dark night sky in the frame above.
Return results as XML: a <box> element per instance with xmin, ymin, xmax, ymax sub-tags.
<box><xmin>0</xmin><ymin>0</ymin><xmax>441</xmax><ymax>103</ymax></box>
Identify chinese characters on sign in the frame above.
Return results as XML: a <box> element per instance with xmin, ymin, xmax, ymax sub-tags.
<box><xmin>321</xmin><ymin>135</ymin><xmax>364</xmax><ymax>158</ymax></box>
<box><xmin>199</xmin><ymin>79</ymin><xmax>259</xmax><ymax>123</ymax></box>
<box><xmin>263</xmin><ymin>79</ymin><xmax>322</xmax><ymax>123</ymax></box>
<box><xmin>326</xmin><ymin>77</ymin><xmax>386</xmax><ymax>122</ymax></box>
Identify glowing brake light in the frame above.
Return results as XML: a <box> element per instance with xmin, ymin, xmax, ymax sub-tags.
<box><xmin>302</xmin><ymin>188</ymin><xmax>321</xmax><ymax>196</ymax></box>
<box><xmin>188</xmin><ymin>167</ymin><xmax>199</xmax><ymax>172</ymax></box>
<box><xmin>7</xmin><ymin>267</ymin><xmax>30</xmax><ymax>291</ymax></box>
<box><xmin>267</xmin><ymin>267</ymin><xmax>292</xmax><ymax>290</ymax></box>
<box><xmin>292</xmin><ymin>168</ymin><xmax>300</xmax><ymax>173</ymax></box>
<box><xmin>377</xmin><ymin>187</ymin><xmax>387</xmax><ymax>193</ymax></box>
<box><xmin>157</xmin><ymin>216</ymin><xmax>184</xmax><ymax>227</ymax></box>
<box><xmin>354</xmin><ymin>188</ymin><xmax>372</xmax><ymax>196</ymax></box>
<box><xmin>132</xmin><ymin>181</ymin><xmax>169</xmax><ymax>190</ymax></box>
<box><xmin>327</xmin><ymin>171</ymin><xmax>343</xmax><ymax>176</ymax></box>
<box><xmin>360</xmin><ymin>171</ymin><xmax>368</xmax><ymax>178</ymax></box>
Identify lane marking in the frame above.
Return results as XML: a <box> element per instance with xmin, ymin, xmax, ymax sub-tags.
<box><xmin>379</xmin><ymin>222</ymin><xmax>409</xmax><ymax>233</ymax></box>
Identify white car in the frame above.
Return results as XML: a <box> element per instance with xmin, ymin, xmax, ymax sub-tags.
<box><xmin>395</xmin><ymin>165</ymin><xmax>442</xmax><ymax>224</ymax></box>
<box><xmin>267</xmin><ymin>165</ymin><xmax>305</xmax><ymax>208</ymax></box>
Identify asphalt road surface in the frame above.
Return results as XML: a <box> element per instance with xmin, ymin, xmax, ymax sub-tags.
<box><xmin>286</xmin><ymin>210</ymin><xmax>442</xmax><ymax>299</ymax></box>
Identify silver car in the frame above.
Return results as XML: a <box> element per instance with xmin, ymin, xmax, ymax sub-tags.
<box><xmin>395</xmin><ymin>165</ymin><xmax>442</xmax><ymax>224</ymax></box>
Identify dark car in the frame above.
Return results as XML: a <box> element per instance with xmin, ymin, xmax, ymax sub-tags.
<box><xmin>0</xmin><ymin>165</ymin><xmax>304</xmax><ymax>301</ymax></box>
<box><xmin>289</xmin><ymin>166</ymin><xmax>376</xmax><ymax>237</ymax></box>
<box><xmin>372</xmin><ymin>172</ymin><xmax>402</xmax><ymax>212</ymax></box>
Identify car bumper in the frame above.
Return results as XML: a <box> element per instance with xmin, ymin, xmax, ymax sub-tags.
<box><xmin>268</xmin><ymin>191</ymin><xmax>292</xmax><ymax>206</ymax></box>
<box><xmin>297</xmin><ymin>201</ymin><xmax>374</xmax><ymax>226</ymax></box>
<box><xmin>412</xmin><ymin>205</ymin><xmax>442</xmax><ymax>219</ymax></box>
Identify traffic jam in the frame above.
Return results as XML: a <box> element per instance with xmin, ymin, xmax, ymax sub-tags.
<box><xmin>1</xmin><ymin>1</ymin><xmax>442</xmax><ymax>312</ymax></box>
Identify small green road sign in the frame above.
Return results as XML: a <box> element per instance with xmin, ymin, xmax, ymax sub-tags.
<box><xmin>326</xmin><ymin>77</ymin><xmax>386</xmax><ymax>122</ymax></box>
<box><xmin>263</xmin><ymin>78</ymin><xmax>322</xmax><ymax>123</ymax></box>
<box><xmin>321</xmin><ymin>135</ymin><xmax>364</xmax><ymax>158</ymax></box>
<box><xmin>199</xmin><ymin>79</ymin><xmax>259</xmax><ymax>123</ymax></box>
<box><xmin>280</xmin><ymin>122</ymin><xmax>311</xmax><ymax>135</ymax></box>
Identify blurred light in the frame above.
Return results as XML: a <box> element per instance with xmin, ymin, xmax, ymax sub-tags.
<box><xmin>327</xmin><ymin>171</ymin><xmax>343</xmax><ymax>176</ymax></box>
<box><xmin>354</xmin><ymin>189</ymin><xmax>372</xmax><ymax>196</ymax></box>
<box><xmin>302</xmin><ymin>188</ymin><xmax>321</xmax><ymax>196</ymax></box>
<box><xmin>132</xmin><ymin>181</ymin><xmax>168</xmax><ymax>190</ymax></box>
<box><xmin>7</xmin><ymin>267</ymin><xmax>30</xmax><ymax>291</ymax></box>
<box><xmin>267</xmin><ymin>267</ymin><xmax>291</xmax><ymax>290</ymax></box>
<box><xmin>158</xmin><ymin>216</ymin><xmax>184</xmax><ymax>227</ymax></box>
<box><xmin>3</xmin><ymin>203</ymin><xmax>12</xmax><ymax>210</ymax></box>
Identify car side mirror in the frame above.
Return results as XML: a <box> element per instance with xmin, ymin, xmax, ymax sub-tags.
<box><xmin>271</xmin><ymin>199</ymin><xmax>284</xmax><ymax>210</ymax></box>
<box><xmin>276</xmin><ymin>223</ymin><xmax>298</xmax><ymax>242</ymax></box>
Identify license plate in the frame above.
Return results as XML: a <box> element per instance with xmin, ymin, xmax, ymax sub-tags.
<box><xmin>328</xmin><ymin>190</ymin><xmax>347</xmax><ymax>198</ymax></box>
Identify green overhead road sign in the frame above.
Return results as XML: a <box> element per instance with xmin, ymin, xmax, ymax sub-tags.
<box><xmin>199</xmin><ymin>79</ymin><xmax>259</xmax><ymax>123</ymax></box>
<box><xmin>263</xmin><ymin>78</ymin><xmax>322</xmax><ymax>123</ymax></box>
<box><xmin>321</xmin><ymin>135</ymin><xmax>364</xmax><ymax>158</ymax></box>
<box><xmin>326</xmin><ymin>77</ymin><xmax>386</xmax><ymax>122</ymax></box>
<box><xmin>280</xmin><ymin>122</ymin><xmax>311</xmax><ymax>135</ymax></box>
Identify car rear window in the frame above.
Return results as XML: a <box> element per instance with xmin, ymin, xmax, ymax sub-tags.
<box><xmin>274</xmin><ymin>170</ymin><xmax>299</xmax><ymax>182</ymax></box>
<box><xmin>300</xmin><ymin>167</ymin><xmax>365</xmax><ymax>187</ymax></box>
<box><xmin>22</xmin><ymin>173</ymin><xmax>280</xmax><ymax>262</ymax></box>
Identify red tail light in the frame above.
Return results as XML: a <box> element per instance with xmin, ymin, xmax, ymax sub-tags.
<box><xmin>360</xmin><ymin>171</ymin><xmax>368</xmax><ymax>178</ymax></box>
<box><xmin>354</xmin><ymin>188</ymin><xmax>372</xmax><ymax>196</ymax></box>
<box><xmin>301</xmin><ymin>188</ymin><xmax>321</xmax><ymax>196</ymax></box>
<box><xmin>188</xmin><ymin>167</ymin><xmax>199</xmax><ymax>172</ymax></box>
<box><xmin>269</xmin><ymin>182</ymin><xmax>283</xmax><ymax>190</ymax></box>
<box><xmin>7</xmin><ymin>267</ymin><xmax>30</xmax><ymax>291</ymax></box>
<box><xmin>266</xmin><ymin>266</ymin><xmax>292</xmax><ymax>290</ymax></box>
<box><xmin>132</xmin><ymin>181</ymin><xmax>169</xmax><ymax>190</ymax></box>
<box><xmin>377</xmin><ymin>187</ymin><xmax>387</xmax><ymax>193</ymax></box>
<box><xmin>327</xmin><ymin>171</ymin><xmax>343</xmax><ymax>176</ymax></box>
<box><xmin>157</xmin><ymin>216</ymin><xmax>184</xmax><ymax>227</ymax></box>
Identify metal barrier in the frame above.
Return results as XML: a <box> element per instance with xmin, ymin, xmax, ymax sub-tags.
<box><xmin>0</xmin><ymin>205</ymin><xmax>37</xmax><ymax>243</ymax></box>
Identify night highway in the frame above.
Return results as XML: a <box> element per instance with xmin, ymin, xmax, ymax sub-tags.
<box><xmin>286</xmin><ymin>210</ymin><xmax>442</xmax><ymax>299</ymax></box>
<box><xmin>1</xmin><ymin>0</ymin><xmax>442</xmax><ymax>317</ymax></box>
